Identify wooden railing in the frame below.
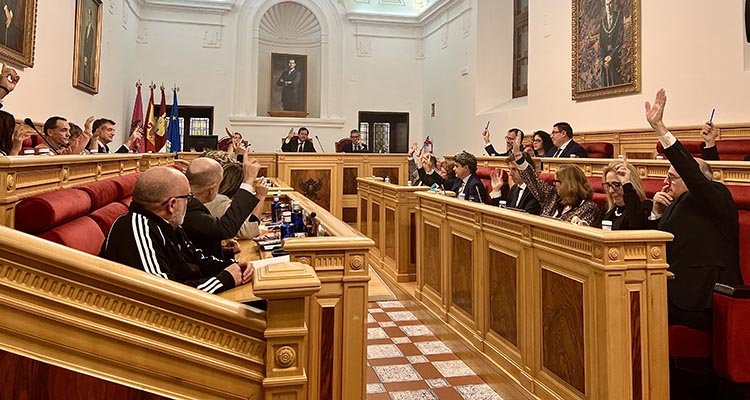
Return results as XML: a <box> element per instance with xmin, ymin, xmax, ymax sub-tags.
<box><xmin>357</xmin><ymin>177</ymin><xmax>428</xmax><ymax>283</ymax></box>
<box><xmin>414</xmin><ymin>191</ymin><xmax>673</xmax><ymax>399</ymax></box>
<box><xmin>0</xmin><ymin>225</ymin><xmax>320</xmax><ymax>399</ymax></box>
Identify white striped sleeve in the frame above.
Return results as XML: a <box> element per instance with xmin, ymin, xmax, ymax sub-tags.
<box><xmin>132</xmin><ymin>215</ymin><xmax>168</xmax><ymax>279</ymax></box>
<box><xmin>196</xmin><ymin>277</ymin><xmax>224</xmax><ymax>294</ymax></box>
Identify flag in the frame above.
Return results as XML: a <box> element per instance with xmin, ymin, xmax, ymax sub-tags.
<box><xmin>130</xmin><ymin>83</ymin><xmax>144</xmax><ymax>153</ymax></box>
<box><xmin>155</xmin><ymin>86</ymin><xmax>167</xmax><ymax>152</ymax></box>
<box><xmin>166</xmin><ymin>88</ymin><xmax>181</xmax><ymax>152</ymax></box>
<box><xmin>144</xmin><ymin>85</ymin><xmax>156</xmax><ymax>152</ymax></box>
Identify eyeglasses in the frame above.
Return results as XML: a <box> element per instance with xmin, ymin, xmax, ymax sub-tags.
<box><xmin>532</xmin><ymin>138</ymin><xmax>543</xmax><ymax>143</ymax></box>
<box><xmin>162</xmin><ymin>193</ymin><xmax>194</xmax><ymax>205</ymax></box>
<box><xmin>666</xmin><ymin>173</ymin><xmax>682</xmax><ymax>183</ymax></box>
<box><xmin>602</xmin><ymin>182</ymin><xmax>622</xmax><ymax>191</ymax></box>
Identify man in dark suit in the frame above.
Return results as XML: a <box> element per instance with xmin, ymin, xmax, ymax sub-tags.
<box><xmin>416</xmin><ymin>153</ymin><xmax>442</xmax><ymax>187</ymax></box>
<box><xmin>482</xmin><ymin>128</ymin><xmax>523</xmax><ymax>157</ymax></box>
<box><xmin>645</xmin><ymin>89</ymin><xmax>741</xmax><ymax>331</ymax></box>
<box><xmin>450</xmin><ymin>151</ymin><xmax>487</xmax><ymax>203</ymax></box>
<box><xmin>281</xmin><ymin>127</ymin><xmax>316</xmax><ymax>152</ymax></box>
<box><xmin>277</xmin><ymin>58</ymin><xmax>303</xmax><ymax>111</ymax></box>
<box><xmin>488</xmin><ymin>154</ymin><xmax>541</xmax><ymax>215</ymax></box>
<box><xmin>549</xmin><ymin>122</ymin><xmax>588</xmax><ymax>158</ymax></box>
<box><xmin>89</xmin><ymin>118</ymin><xmax>142</xmax><ymax>153</ymax></box>
<box><xmin>182</xmin><ymin>157</ymin><xmax>263</xmax><ymax>260</ymax></box>
<box><xmin>341</xmin><ymin>129</ymin><xmax>368</xmax><ymax>153</ymax></box>
<box><xmin>600</xmin><ymin>0</ymin><xmax>623</xmax><ymax>87</ymax></box>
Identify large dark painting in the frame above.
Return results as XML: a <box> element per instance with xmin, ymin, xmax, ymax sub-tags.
<box><xmin>73</xmin><ymin>0</ymin><xmax>102</xmax><ymax>94</ymax></box>
<box><xmin>270</xmin><ymin>52</ymin><xmax>307</xmax><ymax>117</ymax></box>
<box><xmin>0</xmin><ymin>0</ymin><xmax>36</xmax><ymax>67</ymax></box>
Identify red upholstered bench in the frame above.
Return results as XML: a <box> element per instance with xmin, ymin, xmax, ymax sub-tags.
<box><xmin>657</xmin><ymin>141</ymin><xmax>705</xmax><ymax>158</ymax></box>
<box><xmin>14</xmin><ymin>173</ymin><xmax>141</xmax><ymax>255</ymax></box>
<box><xmin>581</xmin><ymin>142</ymin><xmax>614</xmax><ymax>158</ymax></box>
<box><xmin>714</xmin><ymin>140</ymin><xmax>750</xmax><ymax>161</ymax></box>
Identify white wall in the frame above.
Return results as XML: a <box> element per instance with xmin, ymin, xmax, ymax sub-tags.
<box><xmin>426</xmin><ymin>0</ymin><xmax>750</xmax><ymax>156</ymax></box>
<box><xmin>8</xmin><ymin>0</ymin><xmax>138</xmax><ymax>143</ymax></box>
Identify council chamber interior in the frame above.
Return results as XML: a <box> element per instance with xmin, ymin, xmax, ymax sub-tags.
<box><xmin>1</xmin><ymin>0</ymin><xmax>750</xmax><ymax>399</ymax></box>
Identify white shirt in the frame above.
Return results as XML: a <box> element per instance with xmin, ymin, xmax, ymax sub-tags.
<box><xmin>553</xmin><ymin>139</ymin><xmax>573</xmax><ymax>157</ymax></box>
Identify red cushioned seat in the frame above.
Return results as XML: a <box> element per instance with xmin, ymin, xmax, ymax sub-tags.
<box><xmin>475</xmin><ymin>167</ymin><xmax>496</xmax><ymax>204</ymax></box>
<box><xmin>715</xmin><ymin>140</ymin><xmax>750</xmax><ymax>161</ymax></box>
<box><xmin>592</xmin><ymin>193</ymin><xmax>608</xmax><ymax>208</ymax></box>
<box><xmin>539</xmin><ymin>172</ymin><xmax>555</xmax><ymax>185</ymax></box>
<box><xmin>15</xmin><ymin>189</ymin><xmax>92</xmax><ymax>234</ymax></box>
<box><xmin>121</xmin><ymin>196</ymin><xmax>133</xmax><ymax>208</ymax></box>
<box><xmin>657</xmin><ymin>141</ymin><xmax>704</xmax><ymax>158</ymax></box>
<box><xmin>78</xmin><ymin>179</ymin><xmax>121</xmax><ymax>210</ymax></box>
<box><xmin>89</xmin><ymin>202</ymin><xmax>128</xmax><ymax>235</ymax></box>
<box><xmin>669</xmin><ymin>325</ymin><xmax>712</xmax><ymax>358</ymax></box>
<box><xmin>112</xmin><ymin>173</ymin><xmax>140</xmax><ymax>199</ymax></box>
<box><xmin>38</xmin><ymin>217</ymin><xmax>105</xmax><ymax>255</ymax></box>
<box><xmin>587</xmin><ymin>176</ymin><xmax>603</xmax><ymax>192</ymax></box>
<box><xmin>581</xmin><ymin>142</ymin><xmax>614</xmax><ymax>158</ymax></box>
<box><xmin>642</xmin><ymin>179</ymin><xmax>664</xmax><ymax>198</ymax></box>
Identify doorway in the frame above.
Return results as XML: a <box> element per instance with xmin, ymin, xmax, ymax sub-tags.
<box><xmin>358</xmin><ymin>112</ymin><xmax>409</xmax><ymax>153</ymax></box>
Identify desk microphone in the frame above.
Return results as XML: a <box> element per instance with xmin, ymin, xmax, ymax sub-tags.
<box><xmin>24</xmin><ymin>118</ymin><xmax>59</xmax><ymax>155</ymax></box>
<box><xmin>315</xmin><ymin>135</ymin><xmax>326</xmax><ymax>153</ymax></box>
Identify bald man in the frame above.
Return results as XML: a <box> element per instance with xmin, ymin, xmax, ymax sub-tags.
<box><xmin>100</xmin><ymin>167</ymin><xmax>252</xmax><ymax>295</ymax></box>
<box><xmin>182</xmin><ymin>156</ymin><xmax>263</xmax><ymax>259</ymax></box>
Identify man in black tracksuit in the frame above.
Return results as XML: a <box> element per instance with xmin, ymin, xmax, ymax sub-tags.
<box><xmin>100</xmin><ymin>167</ymin><xmax>251</xmax><ymax>294</ymax></box>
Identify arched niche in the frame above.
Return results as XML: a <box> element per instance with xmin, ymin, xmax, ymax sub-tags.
<box><xmin>232</xmin><ymin>0</ymin><xmax>345</xmax><ymax>127</ymax></box>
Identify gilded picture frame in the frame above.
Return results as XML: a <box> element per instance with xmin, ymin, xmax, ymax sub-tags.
<box><xmin>0</xmin><ymin>0</ymin><xmax>37</xmax><ymax>68</ymax></box>
<box><xmin>72</xmin><ymin>0</ymin><xmax>103</xmax><ymax>94</ymax></box>
<box><xmin>572</xmin><ymin>0</ymin><xmax>640</xmax><ymax>100</ymax></box>
<box><xmin>268</xmin><ymin>52</ymin><xmax>308</xmax><ymax>118</ymax></box>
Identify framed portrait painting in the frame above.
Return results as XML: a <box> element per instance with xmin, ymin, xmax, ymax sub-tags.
<box><xmin>0</xmin><ymin>0</ymin><xmax>37</xmax><ymax>67</ymax></box>
<box><xmin>572</xmin><ymin>0</ymin><xmax>640</xmax><ymax>100</ymax></box>
<box><xmin>73</xmin><ymin>0</ymin><xmax>102</xmax><ymax>94</ymax></box>
<box><xmin>268</xmin><ymin>52</ymin><xmax>308</xmax><ymax>117</ymax></box>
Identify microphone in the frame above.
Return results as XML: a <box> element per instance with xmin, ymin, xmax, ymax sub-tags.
<box><xmin>315</xmin><ymin>135</ymin><xmax>326</xmax><ymax>153</ymax></box>
<box><xmin>25</xmin><ymin>118</ymin><xmax>59</xmax><ymax>155</ymax></box>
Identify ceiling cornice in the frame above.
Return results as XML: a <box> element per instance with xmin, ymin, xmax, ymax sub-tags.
<box><xmin>136</xmin><ymin>0</ymin><xmax>235</xmax><ymax>13</ymax></box>
<box><xmin>346</xmin><ymin>0</ymin><xmax>464</xmax><ymax>28</ymax></box>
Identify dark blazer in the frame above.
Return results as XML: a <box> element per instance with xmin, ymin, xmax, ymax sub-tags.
<box><xmin>485</xmin><ymin>143</ymin><xmax>510</xmax><ymax>157</ymax></box>
<box><xmin>650</xmin><ymin>140</ymin><xmax>741</xmax><ymax>315</ymax></box>
<box><xmin>182</xmin><ymin>189</ymin><xmax>260</xmax><ymax>260</ymax></box>
<box><xmin>443</xmin><ymin>177</ymin><xmax>461</xmax><ymax>192</ymax></box>
<box><xmin>550</xmin><ymin>140</ymin><xmax>588</xmax><ymax>158</ymax></box>
<box><xmin>99</xmin><ymin>143</ymin><xmax>131</xmax><ymax>154</ymax></box>
<box><xmin>450</xmin><ymin>174</ymin><xmax>487</xmax><ymax>203</ymax></box>
<box><xmin>417</xmin><ymin>167</ymin><xmax>443</xmax><ymax>188</ymax></box>
<box><xmin>701</xmin><ymin>145</ymin><xmax>720</xmax><ymax>161</ymax></box>
<box><xmin>601</xmin><ymin>183</ymin><xmax>651</xmax><ymax>230</ymax></box>
<box><xmin>341</xmin><ymin>142</ymin><xmax>368</xmax><ymax>153</ymax></box>
<box><xmin>491</xmin><ymin>183</ymin><xmax>542</xmax><ymax>215</ymax></box>
<box><xmin>281</xmin><ymin>137</ymin><xmax>316</xmax><ymax>153</ymax></box>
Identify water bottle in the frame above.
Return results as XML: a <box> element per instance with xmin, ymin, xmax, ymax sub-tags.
<box><xmin>291</xmin><ymin>200</ymin><xmax>305</xmax><ymax>234</ymax></box>
<box><xmin>430</xmin><ymin>183</ymin><xmax>439</xmax><ymax>192</ymax></box>
<box><xmin>499</xmin><ymin>200</ymin><xmax>507</xmax><ymax>209</ymax></box>
<box><xmin>280</xmin><ymin>211</ymin><xmax>295</xmax><ymax>239</ymax></box>
<box><xmin>384</xmin><ymin>176</ymin><xmax>391</xmax><ymax>184</ymax></box>
<box><xmin>601</xmin><ymin>220</ymin><xmax>613</xmax><ymax>231</ymax></box>
<box><xmin>271</xmin><ymin>191</ymin><xmax>282</xmax><ymax>223</ymax></box>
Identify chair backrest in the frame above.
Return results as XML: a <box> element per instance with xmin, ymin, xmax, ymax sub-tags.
<box><xmin>715</xmin><ymin>140</ymin><xmax>750</xmax><ymax>161</ymax></box>
<box><xmin>218</xmin><ymin>137</ymin><xmax>231</xmax><ymax>152</ymax></box>
<box><xmin>580</xmin><ymin>142</ymin><xmax>614</xmax><ymax>158</ymax></box>
<box><xmin>657</xmin><ymin>141</ymin><xmax>705</xmax><ymax>158</ymax></box>
<box><xmin>335</xmin><ymin>138</ymin><xmax>352</xmax><ymax>153</ymax></box>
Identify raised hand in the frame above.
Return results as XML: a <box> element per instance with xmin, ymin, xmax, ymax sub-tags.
<box><xmin>0</xmin><ymin>64</ymin><xmax>18</xmax><ymax>97</ymax></box>
<box><xmin>615</xmin><ymin>158</ymin><xmax>632</xmax><ymax>184</ymax></box>
<box><xmin>700</xmin><ymin>122</ymin><xmax>718</xmax><ymax>147</ymax></box>
<box><xmin>645</xmin><ymin>89</ymin><xmax>668</xmax><ymax>134</ymax></box>
<box><xmin>126</xmin><ymin>126</ymin><xmax>143</xmax><ymax>149</ymax></box>
<box><xmin>286</xmin><ymin>128</ymin><xmax>296</xmax><ymax>139</ymax></box>
<box><xmin>481</xmin><ymin>129</ymin><xmax>491</xmax><ymax>144</ymax></box>
<box><xmin>242</xmin><ymin>157</ymin><xmax>262</xmax><ymax>184</ymax></box>
<box><xmin>254</xmin><ymin>178</ymin><xmax>269</xmax><ymax>198</ymax></box>
<box><xmin>490</xmin><ymin>168</ymin><xmax>507</xmax><ymax>192</ymax></box>
<box><xmin>409</xmin><ymin>142</ymin><xmax>418</xmax><ymax>156</ymax></box>
<box><xmin>512</xmin><ymin>130</ymin><xmax>524</xmax><ymax>159</ymax></box>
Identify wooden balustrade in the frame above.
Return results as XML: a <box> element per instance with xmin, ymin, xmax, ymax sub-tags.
<box><xmin>0</xmin><ymin>225</ymin><xmax>320</xmax><ymax>400</ymax></box>
<box><xmin>414</xmin><ymin>191</ymin><xmax>672</xmax><ymax>400</ymax></box>
<box><xmin>357</xmin><ymin>177</ymin><xmax>428</xmax><ymax>283</ymax></box>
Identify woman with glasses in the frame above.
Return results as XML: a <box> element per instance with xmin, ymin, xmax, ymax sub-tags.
<box><xmin>511</xmin><ymin>135</ymin><xmax>601</xmax><ymax>225</ymax></box>
<box><xmin>525</xmin><ymin>130</ymin><xmax>555</xmax><ymax>157</ymax></box>
<box><xmin>601</xmin><ymin>159</ymin><xmax>652</xmax><ymax>230</ymax></box>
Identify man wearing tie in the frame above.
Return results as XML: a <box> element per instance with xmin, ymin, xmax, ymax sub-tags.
<box><xmin>281</xmin><ymin>127</ymin><xmax>316</xmax><ymax>152</ymax></box>
<box><xmin>548</xmin><ymin>122</ymin><xmax>588</xmax><ymax>158</ymax></box>
<box><xmin>341</xmin><ymin>129</ymin><xmax>368</xmax><ymax>153</ymax></box>
<box><xmin>450</xmin><ymin>151</ymin><xmax>487</xmax><ymax>203</ymax></box>
<box><xmin>482</xmin><ymin>128</ymin><xmax>523</xmax><ymax>157</ymax></box>
<box><xmin>489</xmin><ymin>154</ymin><xmax>541</xmax><ymax>215</ymax></box>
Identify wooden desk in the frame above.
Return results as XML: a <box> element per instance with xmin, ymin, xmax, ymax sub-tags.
<box><xmin>357</xmin><ymin>177</ymin><xmax>428</xmax><ymax>282</ymax></box>
<box><xmin>415</xmin><ymin>192</ymin><xmax>673</xmax><ymax>400</ymax></box>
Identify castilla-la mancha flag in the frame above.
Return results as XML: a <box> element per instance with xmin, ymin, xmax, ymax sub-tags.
<box><xmin>155</xmin><ymin>86</ymin><xmax>167</xmax><ymax>152</ymax></box>
<box><xmin>130</xmin><ymin>83</ymin><xmax>145</xmax><ymax>153</ymax></box>
<box><xmin>144</xmin><ymin>85</ymin><xmax>156</xmax><ymax>152</ymax></box>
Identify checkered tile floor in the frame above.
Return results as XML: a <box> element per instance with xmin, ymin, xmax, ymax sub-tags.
<box><xmin>367</xmin><ymin>301</ymin><xmax>503</xmax><ymax>400</ymax></box>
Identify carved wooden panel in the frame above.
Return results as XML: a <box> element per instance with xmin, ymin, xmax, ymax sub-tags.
<box><xmin>451</xmin><ymin>234</ymin><xmax>473</xmax><ymax>316</ymax></box>
<box><xmin>372</xmin><ymin>167</ymin><xmax>399</xmax><ymax>185</ymax></box>
<box><xmin>290</xmin><ymin>169</ymin><xmax>332</xmax><ymax>211</ymax></box>
<box><xmin>343</xmin><ymin>167</ymin><xmax>359</xmax><ymax>195</ymax></box>
<box><xmin>0</xmin><ymin>350</ymin><xmax>167</xmax><ymax>399</ymax></box>
<box><xmin>423</xmin><ymin>223</ymin><xmax>441</xmax><ymax>294</ymax></box>
<box><xmin>409</xmin><ymin>213</ymin><xmax>416</xmax><ymax>270</ymax></box>
<box><xmin>489</xmin><ymin>249</ymin><xmax>517</xmax><ymax>346</ymax></box>
<box><xmin>342</xmin><ymin>207</ymin><xmax>357</xmax><ymax>224</ymax></box>
<box><xmin>631</xmin><ymin>291</ymin><xmax>643</xmax><ymax>400</ymax></box>
<box><xmin>320</xmin><ymin>307</ymin><xmax>335</xmax><ymax>400</ymax></box>
<box><xmin>372</xmin><ymin>201</ymin><xmax>380</xmax><ymax>248</ymax></box>
<box><xmin>542</xmin><ymin>269</ymin><xmax>585</xmax><ymax>394</ymax></box>
<box><xmin>385</xmin><ymin>208</ymin><xmax>396</xmax><ymax>260</ymax></box>
<box><xmin>259</xmin><ymin>167</ymin><xmax>268</xmax><ymax>177</ymax></box>
<box><xmin>360</xmin><ymin>198</ymin><xmax>368</xmax><ymax>235</ymax></box>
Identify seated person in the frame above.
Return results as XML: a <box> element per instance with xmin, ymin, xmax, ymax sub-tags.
<box><xmin>417</xmin><ymin>152</ymin><xmax>442</xmax><ymax>187</ymax></box>
<box><xmin>281</xmin><ymin>127</ymin><xmax>316</xmax><ymax>152</ymax></box>
<box><xmin>202</xmin><ymin>149</ymin><xmax>236</xmax><ymax>166</ymax></box>
<box><xmin>489</xmin><ymin>154</ymin><xmax>542</xmax><ymax>214</ymax></box>
<box><xmin>100</xmin><ymin>167</ymin><xmax>252</xmax><ymax>294</ymax></box>
<box><xmin>450</xmin><ymin>151</ymin><xmax>487</xmax><ymax>203</ymax></box>
<box><xmin>341</xmin><ymin>129</ymin><xmax>368</xmax><ymax>153</ymax></box>
<box><xmin>511</xmin><ymin>134</ymin><xmax>600</xmax><ymax>225</ymax></box>
<box><xmin>601</xmin><ymin>159</ymin><xmax>651</xmax><ymax>230</ymax></box>
<box><xmin>0</xmin><ymin>111</ymin><xmax>29</xmax><ymax>156</ymax></box>
<box><xmin>407</xmin><ymin>142</ymin><xmax>422</xmax><ymax>184</ymax></box>
<box><xmin>549</xmin><ymin>122</ymin><xmax>588</xmax><ymax>158</ymax></box>
<box><xmin>182</xmin><ymin>156</ymin><xmax>262</xmax><ymax>260</ymax></box>
<box><xmin>88</xmin><ymin>118</ymin><xmax>141</xmax><ymax>153</ymax></box>
<box><xmin>645</xmin><ymin>89</ymin><xmax>741</xmax><ymax>331</ymax></box>
<box><xmin>699</xmin><ymin>121</ymin><xmax>719</xmax><ymax>161</ymax></box>
<box><xmin>204</xmin><ymin>162</ymin><xmax>267</xmax><ymax>240</ymax></box>
<box><xmin>439</xmin><ymin>159</ymin><xmax>460</xmax><ymax>191</ymax></box>
<box><xmin>526</xmin><ymin>130</ymin><xmax>555</xmax><ymax>157</ymax></box>
<box><xmin>36</xmin><ymin>116</ymin><xmax>71</xmax><ymax>154</ymax></box>
<box><xmin>226</xmin><ymin>130</ymin><xmax>248</xmax><ymax>160</ymax></box>
<box><xmin>482</xmin><ymin>127</ymin><xmax>522</xmax><ymax>157</ymax></box>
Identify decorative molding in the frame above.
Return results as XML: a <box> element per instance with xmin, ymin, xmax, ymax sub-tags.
<box><xmin>379</xmin><ymin>0</ymin><xmax>406</xmax><ymax>5</ymax></box>
<box><xmin>202</xmin><ymin>26</ymin><xmax>222</xmax><ymax>48</ymax></box>
<box><xmin>440</xmin><ymin>23</ymin><xmax>448</xmax><ymax>49</ymax></box>
<box><xmin>461</xmin><ymin>10</ymin><xmax>470</xmax><ymax>37</ymax></box>
<box><xmin>228</xmin><ymin>116</ymin><xmax>346</xmax><ymax>129</ymax></box>
<box><xmin>122</xmin><ymin>0</ymin><xmax>130</xmax><ymax>29</ymax></box>
<box><xmin>108</xmin><ymin>0</ymin><xmax>116</xmax><ymax>15</ymax></box>
<box><xmin>135</xmin><ymin>0</ymin><xmax>234</xmax><ymax>12</ymax></box>
<box><xmin>259</xmin><ymin>2</ymin><xmax>322</xmax><ymax>47</ymax></box>
<box><xmin>136</xmin><ymin>23</ymin><xmax>150</xmax><ymax>43</ymax></box>
<box><xmin>275</xmin><ymin>346</ymin><xmax>296</xmax><ymax>368</ymax></box>
<box><xmin>350</xmin><ymin>255</ymin><xmax>364</xmax><ymax>270</ymax></box>
<box><xmin>356</xmin><ymin>36</ymin><xmax>373</xmax><ymax>57</ymax></box>
<box><xmin>415</xmin><ymin>40</ymin><xmax>424</xmax><ymax>59</ymax></box>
